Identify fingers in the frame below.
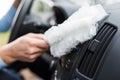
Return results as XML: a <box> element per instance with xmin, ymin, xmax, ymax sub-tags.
<box><xmin>22</xmin><ymin>34</ymin><xmax>49</xmax><ymax>62</ymax></box>
<box><xmin>29</xmin><ymin>53</ymin><xmax>41</xmax><ymax>62</ymax></box>
<box><xmin>37</xmin><ymin>40</ymin><xmax>49</xmax><ymax>49</ymax></box>
<box><xmin>26</xmin><ymin>47</ymin><xmax>46</xmax><ymax>55</ymax></box>
<box><xmin>26</xmin><ymin>33</ymin><xmax>49</xmax><ymax>49</ymax></box>
<box><xmin>23</xmin><ymin>53</ymin><xmax>42</xmax><ymax>62</ymax></box>
<box><xmin>26</xmin><ymin>33</ymin><xmax>45</xmax><ymax>40</ymax></box>
<box><xmin>27</xmin><ymin>36</ymin><xmax>49</xmax><ymax>50</ymax></box>
<box><xmin>8</xmin><ymin>33</ymin><xmax>49</xmax><ymax>63</ymax></box>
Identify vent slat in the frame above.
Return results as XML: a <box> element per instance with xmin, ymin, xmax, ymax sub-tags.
<box><xmin>81</xmin><ymin>51</ymin><xmax>92</xmax><ymax>74</ymax></box>
<box><xmin>96</xmin><ymin>25</ymin><xmax>110</xmax><ymax>40</ymax></box>
<box><xmin>86</xmin><ymin>25</ymin><xmax>112</xmax><ymax>75</ymax></box>
<box><xmin>79</xmin><ymin>51</ymin><xmax>92</xmax><ymax>73</ymax></box>
<box><xmin>88</xmin><ymin>27</ymin><xmax>115</xmax><ymax>77</ymax></box>
<box><xmin>79</xmin><ymin>24</ymin><xmax>110</xmax><ymax>74</ymax></box>
<box><xmin>87</xmin><ymin>26</ymin><xmax>113</xmax><ymax>76</ymax></box>
<box><xmin>95</xmin><ymin>24</ymin><xmax>109</xmax><ymax>39</ymax></box>
<box><xmin>78</xmin><ymin>42</ymin><xmax>91</xmax><ymax>70</ymax></box>
<box><xmin>78</xmin><ymin>23</ymin><xmax>117</xmax><ymax>78</ymax></box>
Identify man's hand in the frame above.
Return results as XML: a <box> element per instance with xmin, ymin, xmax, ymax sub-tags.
<box><xmin>0</xmin><ymin>33</ymin><xmax>49</xmax><ymax>64</ymax></box>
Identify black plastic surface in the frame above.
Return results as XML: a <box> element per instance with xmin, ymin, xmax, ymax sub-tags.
<box><xmin>54</xmin><ymin>3</ymin><xmax>120</xmax><ymax>80</ymax></box>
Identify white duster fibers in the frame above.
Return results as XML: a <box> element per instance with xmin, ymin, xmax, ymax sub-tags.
<box><xmin>44</xmin><ymin>4</ymin><xmax>108</xmax><ymax>57</ymax></box>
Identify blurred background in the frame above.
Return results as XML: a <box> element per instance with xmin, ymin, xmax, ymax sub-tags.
<box><xmin>0</xmin><ymin>0</ymin><xmax>120</xmax><ymax>80</ymax></box>
<box><xmin>0</xmin><ymin>0</ymin><xmax>14</xmax><ymax>46</ymax></box>
<box><xmin>0</xmin><ymin>0</ymin><xmax>45</xmax><ymax>80</ymax></box>
<box><xmin>1</xmin><ymin>0</ymin><xmax>120</xmax><ymax>46</ymax></box>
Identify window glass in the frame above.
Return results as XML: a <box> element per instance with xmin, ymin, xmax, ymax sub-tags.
<box><xmin>0</xmin><ymin>0</ymin><xmax>14</xmax><ymax>19</ymax></box>
<box><xmin>53</xmin><ymin>0</ymin><xmax>120</xmax><ymax>6</ymax></box>
<box><xmin>0</xmin><ymin>0</ymin><xmax>14</xmax><ymax>46</ymax></box>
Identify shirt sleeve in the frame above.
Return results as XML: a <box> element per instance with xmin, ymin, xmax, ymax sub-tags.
<box><xmin>0</xmin><ymin>6</ymin><xmax>16</xmax><ymax>32</ymax></box>
<box><xmin>0</xmin><ymin>58</ymin><xmax>7</xmax><ymax>70</ymax></box>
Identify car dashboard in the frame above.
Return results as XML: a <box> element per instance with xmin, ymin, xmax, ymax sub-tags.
<box><xmin>9</xmin><ymin>0</ymin><xmax>120</xmax><ymax>80</ymax></box>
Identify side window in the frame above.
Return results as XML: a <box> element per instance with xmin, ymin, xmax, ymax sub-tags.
<box><xmin>0</xmin><ymin>0</ymin><xmax>14</xmax><ymax>46</ymax></box>
<box><xmin>23</xmin><ymin>0</ymin><xmax>56</xmax><ymax>30</ymax></box>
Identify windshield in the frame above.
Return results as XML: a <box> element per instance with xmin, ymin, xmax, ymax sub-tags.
<box><xmin>53</xmin><ymin>0</ymin><xmax>120</xmax><ymax>7</ymax></box>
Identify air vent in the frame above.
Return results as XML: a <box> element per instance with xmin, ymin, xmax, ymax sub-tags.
<box><xmin>78</xmin><ymin>23</ymin><xmax>117</xmax><ymax>78</ymax></box>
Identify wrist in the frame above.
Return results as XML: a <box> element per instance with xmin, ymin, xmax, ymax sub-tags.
<box><xmin>13</xmin><ymin>0</ymin><xmax>21</xmax><ymax>9</ymax></box>
<box><xmin>0</xmin><ymin>44</ymin><xmax>16</xmax><ymax>64</ymax></box>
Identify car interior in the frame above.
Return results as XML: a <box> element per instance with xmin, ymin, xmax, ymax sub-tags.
<box><xmin>8</xmin><ymin>0</ymin><xmax>120</xmax><ymax>80</ymax></box>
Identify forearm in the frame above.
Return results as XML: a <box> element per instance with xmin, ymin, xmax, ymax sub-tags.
<box><xmin>0</xmin><ymin>6</ymin><xmax>16</xmax><ymax>32</ymax></box>
<box><xmin>0</xmin><ymin>0</ymin><xmax>21</xmax><ymax>32</ymax></box>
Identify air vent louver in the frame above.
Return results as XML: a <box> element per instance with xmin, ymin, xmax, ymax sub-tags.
<box><xmin>78</xmin><ymin>23</ymin><xmax>117</xmax><ymax>78</ymax></box>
